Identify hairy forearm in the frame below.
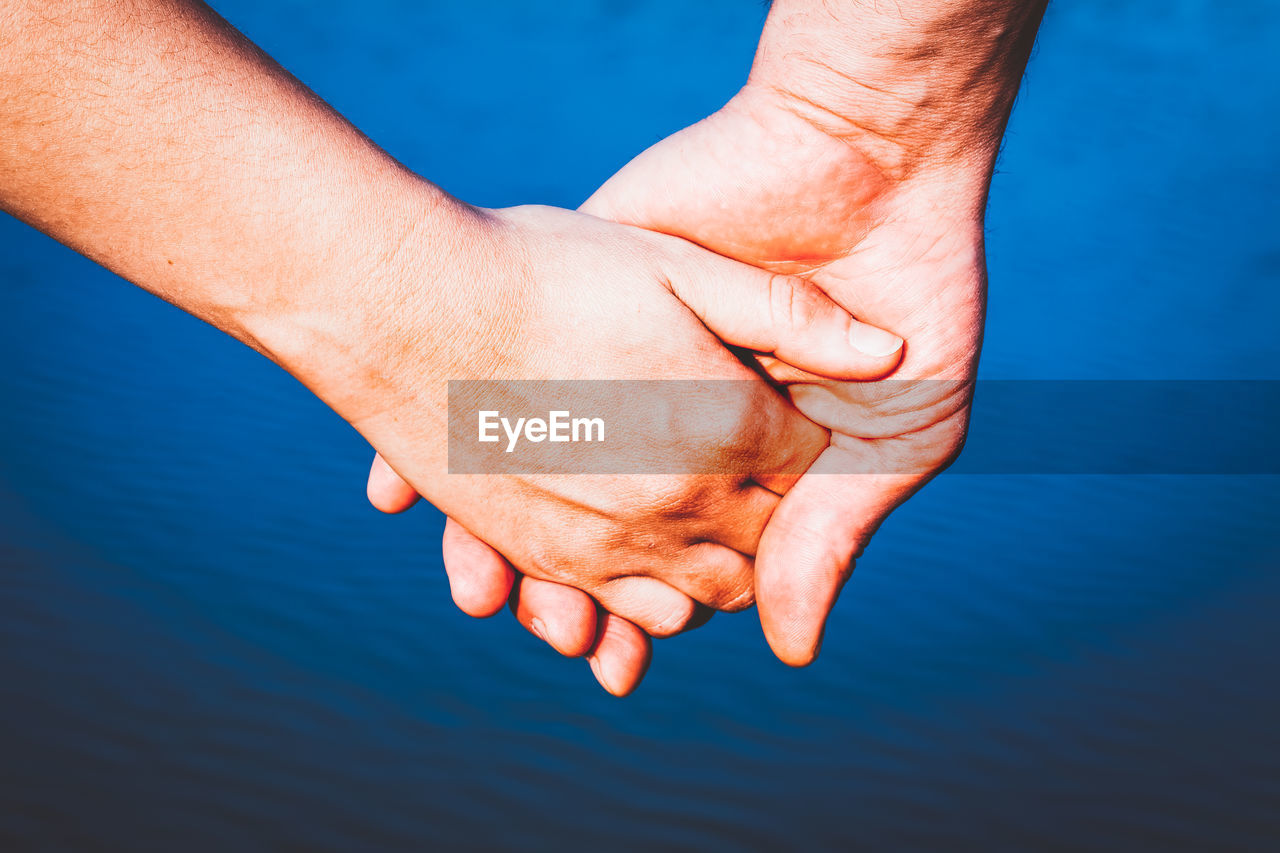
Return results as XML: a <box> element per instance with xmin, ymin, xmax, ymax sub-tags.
<box><xmin>754</xmin><ymin>0</ymin><xmax>1047</xmax><ymax>178</ymax></box>
<box><xmin>0</xmin><ymin>0</ymin><xmax>455</xmax><ymax>365</ymax></box>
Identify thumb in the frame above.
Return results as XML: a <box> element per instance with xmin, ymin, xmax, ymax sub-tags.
<box><xmin>667</xmin><ymin>258</ymin><xmax>904</xmax><ymax>381</ymax></box>
<box><xmin>755</xmin><ymin>445</ymin><xmax>921</xmax><ymax>666</ymax></box>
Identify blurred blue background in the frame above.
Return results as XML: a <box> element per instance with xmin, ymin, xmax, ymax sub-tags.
<box><xmin>1</xmin><ymin>1</ymin><xmax>1277</xmax><ymax>849</ymax></box>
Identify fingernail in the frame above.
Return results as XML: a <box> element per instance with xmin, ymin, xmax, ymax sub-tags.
<box><xmin>530</xmin><ymin>617</ymin><xmax>548</xmax><ymax>642</ymax></box>
<box><xmin>850</xmin><ymin>323</ymin><xmax>904</xmax><ymax>357</ymax></box>
<box><xmin>587</xmin><ymin>655</ymin><xmax>613</xmax><ymax>694</ymax></box>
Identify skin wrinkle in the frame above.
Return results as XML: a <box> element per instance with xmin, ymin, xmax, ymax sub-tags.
<box><xmin>768</xmin><ymin>80</ymin><xmax>926</xmax><ymax>181</ymax></box>
<box><xmin>580</xmin><ymin>4</ymin><xmax>1019</xmax><ymax>665</ymax></box>
<box><xmin>793</xmin><ymin>379</ymin><xmax>973</xmax><ymax>453</ymax></box>
<box><xmin>626</xmin><ymin>96</ymin><xmax>893</xmax><ymax>273</ymax></box>
<box><xmin>19</xmin><ymin>0</ymin><xmax>1046</xmax><ymax>687</ymax></box>
<box><xmin>765</xmin><ymin>0</ymin><xmax>1047</xmax><ymax>172</ymax></box>
<box><xmin>742</xmin><ymin>93</ymin><xmax>897</xmax><ymax>253</ymax></box>
<box><xmin>7</xmin><ymin>0</ymin><xmax>909</xmax><ymax>639</ymax></box>
<box><xmin>390</xmin><ymin>0</ymin><xmax>1046</xmax><ymax>684</ymax></box>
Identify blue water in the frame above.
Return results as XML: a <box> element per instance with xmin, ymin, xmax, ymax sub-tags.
<box><xmin>2</xmin><ymin>2</ymin><xmax>1278</xmax><ymax>849</ymax></box>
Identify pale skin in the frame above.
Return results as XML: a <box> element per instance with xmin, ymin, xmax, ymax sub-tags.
<box><xmin>1</xmin><ymin>2</ymin><xmax>914</xmax><ymax>637</ymax></box>
<box><xmin>370</xmin><ymin>0</ymin><xmax>1048</xmax><ymax>694</ymax></box>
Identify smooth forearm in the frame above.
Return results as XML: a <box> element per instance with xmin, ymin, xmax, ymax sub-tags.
<box><xmin>753</xmin><ymin>0</ymin><xmax>1047</xmax><ymax>178</ymax></box>
<box><xmin>0</xmin><ymin>0</ymin><xmax>458</xmax><ymax>371</ymax></box>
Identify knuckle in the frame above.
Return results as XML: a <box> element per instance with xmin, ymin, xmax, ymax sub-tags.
<box><xmin>717</xmin><ymin>578</ymin><xmax>757</xmax><ymax>613</ymax></box>
<box><xmin>517</xmin><ymin>533</ymin><xmax>580</xmax><ymax>585</ymax></box>
<box><xmin>769</xmin><ymin>273</ymin><xmax>825</xmax><ymax>333</ymax></box>
<box><xmin>647</xmin><ymin>597</ymin><xmax>697</xmax><ymax>638</ymax></box>
<box><xmin>663</xmin><ymin>383</ymin><xmax>779</xmax><ymax>475</ymax></box>
<box><xmin>679</xmin><ymin>542</ymin><xmax>756</xmax><ymax>612</ymax></box>
<box><xmin>767</xmin><ymin>273</ymin><xmax>800</xmax><ymax>332</ymax></box>
<box><xmin>706</xmin><ymin>392</ymin><xmax>774</xmax><ymax>471</ymax></box>
<box><xmin>600</xmin><ymin>575</ymin><xmax>697</xmax><ymax>638</ymax></box>
<box><xmin>599</xmin><ymin>523</ymin><xmax>670</xmax><ymax>564</ymax></box>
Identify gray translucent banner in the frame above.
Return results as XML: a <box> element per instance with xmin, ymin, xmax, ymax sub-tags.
<box><xmin>447</xmin><ymin>380</ymin><xmax>1280</xmax><ymax>475</ymax></box>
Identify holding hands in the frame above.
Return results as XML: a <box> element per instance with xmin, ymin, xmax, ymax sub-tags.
<box><xmin>0</xmin><ymin>0</ymin><xmax>1044</xmax><ymax>694</ymax></box>
<box><xmin>354</xmin><ymin>202</ymin><xmax>903</xmax><ymax>641</ymax></box>
<box><xmin>370</xmin><ymin>0</ymin><xmax>1046</xmax><ymax>691</ymax></box>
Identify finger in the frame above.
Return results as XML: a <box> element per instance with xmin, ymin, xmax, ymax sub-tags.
<box><xmin>508</xmin><ymin>575</ymin><xmax>598</xmax><ymax>658</ymax></box>
<box><xmin>660</xmin><ymin>541</ymin><xmax>758</xmax><ymax>612</ymax></box>
<box><xmin>665</xmin><ymin>257</ymin><xmax>904</xmax><ymax>381</ymax></box>
<box><xmin>366</xmin><ymin>452</ymin><xmax>421</xmax><ymax>514</ymax></box>
<box><xmin>591</xmin><ymin>576</ymin><xmax>699</xmax><ymax>639</ymax></box>
<box><xmin>703</xmin><ymin>484</ymin><xmax>780</xmax><ymax>555</ymax></box>
<box><xmin>755</xmin><ymin>445</ymin><xmax>922</xmax><ymax>667</ymax></box>
<box><xmin>586</xmin><ymin>611</ymin><xmax>653</xmax><ymax>697</ymax></box>
<box><xmin>441</xmin><ymin>517</ymin><xmax>516</xmax><ymax>618</ymax></box>
<box><xmin>787</xmin><ymin>377</ymin><xmax>975</xmax><ymax>441</ymax></box>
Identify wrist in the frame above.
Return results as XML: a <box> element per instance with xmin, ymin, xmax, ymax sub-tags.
<box><xmin>749</xmin><ymin>0</ymin><xmax>1045</xmax><ymax>182</ymax></box>
<box><xmin>243</xmin><ymin>175</ymin><xmax>478</xmax><ymax>425</ymax></box>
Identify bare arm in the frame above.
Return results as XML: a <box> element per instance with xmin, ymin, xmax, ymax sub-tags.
<box><xmin>0</xmin><ymin>0</ymin><xmax>448</xmax><ymax>369</ymax></box>
<box><xmin>755</xmin><ymin>0</ymin><xmax>1048</xmax><ymax>185</ymax></box>
<box><xmin>1</xmin><ymin>0</ymin><xmax>907</xmax><ymax>664</ymax></box>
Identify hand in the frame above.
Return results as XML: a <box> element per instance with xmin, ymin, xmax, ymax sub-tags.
<box><xmin>370</xmin><ymin>93</ymin><xmax>981</xmax><ymax>689</ymax></box>
<box><xmin>345</xmin><ymin>200</ymin><xmax>906</xmax><ymax>643</ymax></box>
<box><xmin>386</xmin><ymin>103</ymin><xmax>977</xmax><ymax>684</ymax></box>
<box><xmin>368</xmin><ymin>0</ymin><xmax>1044</xmax><ymax>689</ymax></box>
<box><xmin>0</xmin><ymin>0</ymin><xmax>903</xmax><ymax>695</ymax></box>
<box><xmin>536</xmin><ymin>0</ymin><xmax>1049</xmax><ymax>667</ymax></box>
<box><xmin>590</xmin><ymin>89</ymin><xmax>987</xmax><ymax>666</ymax></box>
